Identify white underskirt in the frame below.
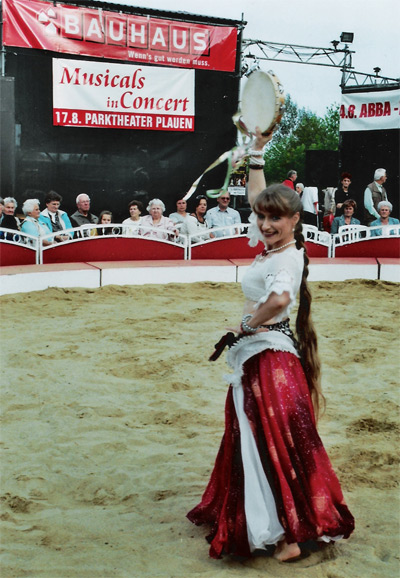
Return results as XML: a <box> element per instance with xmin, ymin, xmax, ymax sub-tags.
<box><xmin>227</xmin><ymin>332</ymin><xmax>343</xmax><ymax>550</ymax></box>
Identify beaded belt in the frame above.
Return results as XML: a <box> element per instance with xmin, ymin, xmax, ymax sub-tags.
<box><xmin>260</xmin><ymin>319</ymin><xmax>299</xmax><ymax>352</ymax></box>
<box><xmin>209</xmin><ymin>319</ymin><xmax>299</xmax><ymax>362</ymax></box>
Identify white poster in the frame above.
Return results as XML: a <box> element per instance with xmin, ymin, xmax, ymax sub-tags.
<box><xmin>53</xmin><ymin>58</ymin><xmax>195</xmax><ymax>131</ymax></box>
<box><xmin>339</xmin><ymin>89</ymin><xmax>400</xmax><ymax>132</ymax></box>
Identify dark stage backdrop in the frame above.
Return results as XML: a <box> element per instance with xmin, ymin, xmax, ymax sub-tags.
<box><xmin>1</xmin><ymin>5</ymin><xmax>242</xmax><ymax>221</ymax></box>
<box><xmin>339</xmin><ymin>129</ymin><xmax>399</xmax><ymax>221</ymax></box>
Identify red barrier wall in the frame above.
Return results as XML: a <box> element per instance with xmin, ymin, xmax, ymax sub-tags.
<box><xmin>191</xmin><ymin>237</ymin><xmax>264</xmax><ymax>260</ymax></box>
<box><xmin>334</xmin><ymin>238</ymin><xmax>400</xmax><ymax>258</ymax></box>
<box><xmin>42</xmin><ymin>237</ymin><xmax>185</xmax><ymax>264</ymax></box>
<box><xmin>0</xmin><ymin>242</ymin><xmax>37</xmax><ymax>266</ymax></box>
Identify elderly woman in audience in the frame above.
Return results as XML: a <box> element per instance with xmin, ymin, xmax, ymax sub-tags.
<box><xmin>369</xmin><ymin>200</ymin><xmax>400</xmax><ymax>236</ymax></box>
<box><xmin>330</xmin><ymin>199</ymin><xmax>360</xmax><ymax>235</ymax></box>
<box><xmin>21</xmin><ymin>199</ymin><xmax>53</xmax><ymax>245</ymax></box>
<box><xmin>122</xmin><ymin>200</ymin><xmax>143</xmax><ymax>235</ymax></box>
<box><xmin>140</xmin><ymin>198</ymin><xmax>179</xmax><ymax>240</ymax></box>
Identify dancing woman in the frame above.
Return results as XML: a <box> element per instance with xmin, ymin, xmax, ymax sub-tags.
<box><xmin>187</xmin><ymin>129</ymin><xmax>355</xmax><ymax>562</ymax></box>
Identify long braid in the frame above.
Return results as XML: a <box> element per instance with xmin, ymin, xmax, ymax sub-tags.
<box><xmin>294</xmin><ymin>222</ymin><xmax>325</xmax><ymax>419</ymax></box>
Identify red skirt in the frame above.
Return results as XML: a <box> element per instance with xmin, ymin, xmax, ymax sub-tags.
<box><xmin>187</xmin><ymin>349</ymin><xmax>355</xmax><ymax>559</ymax></box>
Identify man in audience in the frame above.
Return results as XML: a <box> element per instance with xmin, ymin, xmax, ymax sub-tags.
<box><xmin>364</xmin><ymin>168</ymin><xmax>388</xmax><ymax>225</ymax></box>
<box><xmin>205</xmin><ymin>191</ymin><xmax>241</xmax><ymax>237</ymax></box>
<box><xmin>69</xmin><ymin>193</ymin><xmax>98</xmax><ymax>236</ymax></box>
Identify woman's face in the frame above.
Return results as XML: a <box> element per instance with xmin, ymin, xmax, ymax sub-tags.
<box><xmin>150</xmin><ymin>204</ymin><xmax>163</xmax><ymax>220</ymax></box>
<box><xmin>46</xmin><ymin>200</ymin><xmax>60</xmax><ymax>213</ymax></box>
<box><xmin>129</xmin><ymin>204</ymin><xmax>141</xmax><ymax>220</ymax></box>
<box><xmin>256</xmin><ymin>209</ymin><xmax>299</xmax><ymax>250</ymax></box>
<box><xmin>379</xmin><ymin>206</ymin><xmax>391</xmax><ymax>219</ymax></box>
<box><xmin>101</xmin><ymin>214</ymin><xmax>112</xmax><ymax>224</ymax></box>
<box><xmin>343</xmin><ymin>205</ymin><xmax>355</xmax><ymax>217</ymax></box>
<box><xmin>4</xmin><ymin>202</ymin><xmax>15</xmax><ymax>216</ymax></box>
<box><xmin>341</xmin><ymin>178</ymin><xmax>351</xmax><ymax>188</ymax></box>
<box><xmin>29</xmin><ymin>204</ymin><xmax>41</xmax><ymax>219</ymax></box>
<box><xmin>197</xmin><ymin>199</ymin><xmax>207</xmax><ymax>215</ymax></box>
<box><xmin>176</xmin><ymin>199</ymin><xmax>187</xmax><ymax>213</ymax></box>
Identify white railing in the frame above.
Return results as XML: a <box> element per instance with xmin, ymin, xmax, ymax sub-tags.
<box><xmin>2</xmin><ymin>221</ymin><xmax>399</xmax><ymax>264</ymax></box>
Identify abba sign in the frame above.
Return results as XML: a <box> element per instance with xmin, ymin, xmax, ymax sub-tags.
<box><xmin>53</xmin><ymin>58</ymin><xmax>195</xmax><ymax>131</ymax></box>
<box><xmin>340</xmin><ymin>89</ymin><xmax>400</xmax><ymax>132</ymax></box>
<box><xmin>3</xmin><ymin>0</ymin><xmax>238</xmax><ymax>72</ymax></box>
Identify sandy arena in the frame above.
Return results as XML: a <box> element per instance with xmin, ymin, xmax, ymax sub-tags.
<box><xmin>1</xmin><ymin>279</ymin><xmax>399</xmax><ymax>577</ymax></box>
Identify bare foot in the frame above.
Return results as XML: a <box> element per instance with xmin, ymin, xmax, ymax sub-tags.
<box><xmin>273</xmin><ymin>540</ymin><xmax>301</xmax><ymax>562</ymax></box>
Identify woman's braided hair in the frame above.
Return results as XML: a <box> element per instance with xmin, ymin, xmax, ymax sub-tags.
<box><xmin>253</xmin><ymin>184</ymin><xmax>325</xmax><ymax>418</ymax></box>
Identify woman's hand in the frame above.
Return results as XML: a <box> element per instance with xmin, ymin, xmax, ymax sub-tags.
<box><xmin>253</xmin><ymin>126</ymin><xmax>274</xmax><ymax>150</ymax></box>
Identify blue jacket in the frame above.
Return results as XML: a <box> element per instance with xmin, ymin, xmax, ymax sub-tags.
<box><xmin>331</xmin><ymin>215</ymin><xmax>360</xmax><ymax>235</ymax></box>
<box><xmin>39</xmin><ymin>209</ymin><xmax>73</xmax><ymax>238</ymax></box>
<box><xmin>369</xmin><ymin>217</ymin><xmax>400</xmax><ymax>236</ymax></box>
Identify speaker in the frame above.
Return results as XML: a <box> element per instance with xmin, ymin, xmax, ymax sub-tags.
<box><xmin>0</xmin><ymin>76</ymin><xmax>16</xmax><ymax>197</ymax></box>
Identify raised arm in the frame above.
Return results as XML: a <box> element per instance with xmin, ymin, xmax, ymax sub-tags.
<box><xmin>247</xmin><ymin>127</ymin><xmax>273</xmax><ymax>209</ymax></box>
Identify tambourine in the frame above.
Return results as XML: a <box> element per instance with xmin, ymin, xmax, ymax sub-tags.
<box><xmin>233</xmin><ymin>69</ymin><xmax>285</xmax><ymax>137</ymax></box>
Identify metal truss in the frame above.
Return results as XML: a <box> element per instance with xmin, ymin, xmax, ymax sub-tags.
<box><xmin>241</xmin><ymin>39</ymin><xmax>400</xmax><ymax>91</ymax></box>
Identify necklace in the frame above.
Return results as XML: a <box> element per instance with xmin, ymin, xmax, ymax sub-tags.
<box><xmin>261</xmin><ymin>239</ymin><xmax>296</xmax><ymax>256</ymax></box>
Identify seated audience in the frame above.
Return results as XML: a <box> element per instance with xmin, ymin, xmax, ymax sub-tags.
<box><xmin>205</xmin><ymin>191</ymin><xmax>241</xmax><ymax>237</ymax></box>
<box><xmin>369</xmin><ymin>201</ymin><xmax>399</xmax><ymax>236</ymax></box>
<box><xmin>140</xmin><ymin>199</ymin><xmax>179</xmax><ymax>240</ymax></box>
<box><xmin>185</xmin><ymin>195</ymin><xmax>215</xmax><ymax>242</ymax></box>
<box><xmin>93</xmin><ymin>210</ymin><xmax>114</xmax><ymax>236</ymax></box>
<box><xmin>169</xmin><ymin>195</ymin><xmax>194</xmax><ymax>232</ymax></box>
<box><xmin>69</xmin><ymin>193</ymin><xmax>98</xmax><ymax>236</ymax></box>
<box><xmin>1</xmin><ymin>197</ymin><xmax>21</xmax><ymax>239</ymax></box>
<box><xmin>20</xmin><ymin>199</ymin><xmax>53</xmax><ymax>246</ymax></box>
<box><xmin>122</xmin><ymin>200</ymin><xmax>143</xmax><ymax>235</ymax></box>
<box><xmin>330</xmin><ymin>199</ymin><xmax>360</xmax><ymax>235</ymax></box>
<box><xmin>38</xmin><ymin>190</ymin><xmax>73</xmax><ymax>242</ymax></box>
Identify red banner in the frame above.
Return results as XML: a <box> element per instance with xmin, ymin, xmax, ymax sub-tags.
<box><xmin>2</xmin><ymin>0</ymin><xmax>238</xmax><ymax>72</ymax></box>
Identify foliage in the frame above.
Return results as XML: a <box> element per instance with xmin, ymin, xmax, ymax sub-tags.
<box><xmin>263</xmin><ymin>96</ymin><xmax>340</xmax><ymax>183</ymax></box>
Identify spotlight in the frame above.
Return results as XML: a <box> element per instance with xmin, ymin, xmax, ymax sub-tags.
<box><xmin>340</xmin><ymin>32</ymin><xmax>354</xmax><ymax>44</ymax></box>
<box><xmin>244</xmin><ymin>60</ymin><xmax>260</xmax><ymax>77</ymax></box>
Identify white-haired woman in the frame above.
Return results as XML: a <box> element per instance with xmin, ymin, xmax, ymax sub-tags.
<box><xmin>139</xmin><ymin>198</ymin><xmax>179</xmax><ymax>240</ymax></box>
<box><xmin>370</xmin><ymin>200</ymin><xmax>399</xmax><ymax>236</ymax></box>
<box><xmin>20</xmin><ymin>199</ymin><xmax>53</xmax><ymax>246</ymax></box>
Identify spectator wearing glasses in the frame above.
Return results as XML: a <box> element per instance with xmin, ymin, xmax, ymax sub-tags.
<box><xmin>205</xmin><ymin>191</ymin><xmax>241</xmax><ymax>238</ymax></box>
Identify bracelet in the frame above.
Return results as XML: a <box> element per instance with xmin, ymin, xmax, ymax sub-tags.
<box><xmin>249</xmin><ymin>157</ymin><xmax>265</xmax><ymax>166</ymax></box>
<box><xmin>241</xmin><ymin>314</ymin><xmax>258</xmax><ymax>333</ymax></box>
<box><xmin>248</xmin><ymin>164</ymin><xmax>265</xmax><ymax>170</ymax></box>
<box><xmin>247</xmin><ymin>149</ymin><xmax>265</xmax><ymax>156</ymax></box>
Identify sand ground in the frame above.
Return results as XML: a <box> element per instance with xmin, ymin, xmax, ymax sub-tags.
<box><xmin>1</xmin><ymin>279</ymin><xmax>399</xmax><ymax>577</ymax></box>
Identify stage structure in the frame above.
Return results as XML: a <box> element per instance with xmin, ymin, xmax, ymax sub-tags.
<box><xmin>241</xmin><ymin>38</ymin><xmax>400</xmax><ymax>219</ymax></box>
<box><xmin>0</xmin><ymin>0</ymin><xmax>244</xmax><ymax>219</ymax></box>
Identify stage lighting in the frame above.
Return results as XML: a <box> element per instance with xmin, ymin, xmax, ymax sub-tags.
<box><xmin>340</xmin><ymin>32</ymin><xmax>354</xmax><ymax>44</ymax></box>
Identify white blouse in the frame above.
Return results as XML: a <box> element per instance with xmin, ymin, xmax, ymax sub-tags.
<box><xmin>241</xmin><ymin>246</ymin><xmax>304</xmax><ymax>322</ymax></box>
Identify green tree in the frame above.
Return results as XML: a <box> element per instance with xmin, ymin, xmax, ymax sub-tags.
<box><xmin>262</xmin><ymin>97</ymin><xmax>340</xmax><ymax>184</ymax></box>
